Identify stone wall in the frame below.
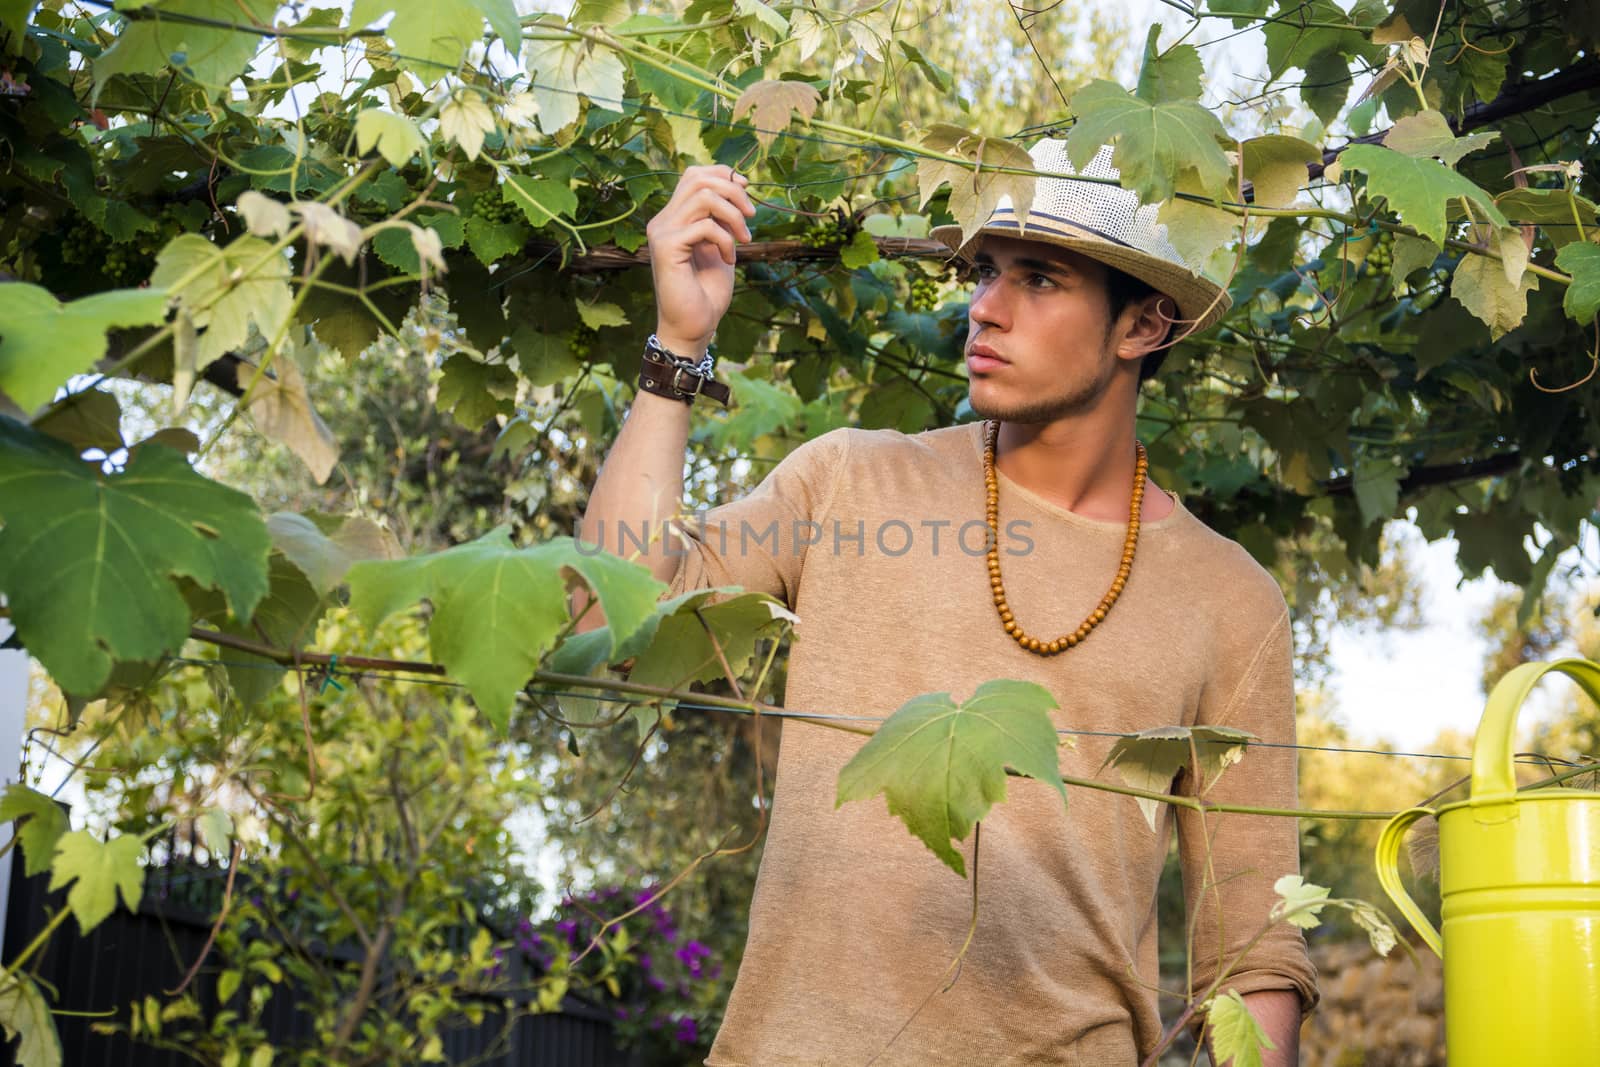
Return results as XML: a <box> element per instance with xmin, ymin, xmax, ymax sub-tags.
<box><xmin>1298</xmin><ymin>940</ymin><xmax>1445</xmax><ymax>1067</ymax></box>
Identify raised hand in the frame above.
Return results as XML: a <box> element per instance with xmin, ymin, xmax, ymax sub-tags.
<box><xmin>644</xmin><ymin>164</ymin><xmax>756</xmax><ymax>356</ymax></box>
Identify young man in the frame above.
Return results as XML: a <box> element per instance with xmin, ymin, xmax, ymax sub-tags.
<box><xmin>577</xmin><ymin>140</ymin><xmax>1316</xmax><ymax>1065</ymax></box>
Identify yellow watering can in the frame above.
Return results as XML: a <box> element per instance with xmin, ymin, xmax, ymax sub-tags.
<box><xmin>1375</xmin><ymin>657</ymin><xmax>1600</xmax><ymax>1066</ymax></box>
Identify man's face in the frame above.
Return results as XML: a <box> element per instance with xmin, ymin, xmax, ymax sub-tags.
<box><xmin>962</xmin><ymin>234</ymin><xmax>1134</xmax><ymax>425</ymax></box>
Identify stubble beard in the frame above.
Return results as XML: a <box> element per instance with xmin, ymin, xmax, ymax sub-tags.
<box><xmin>967</xmin><ymin>349</ymin><xmax>1120</xmax><ymax>425</ymax></box>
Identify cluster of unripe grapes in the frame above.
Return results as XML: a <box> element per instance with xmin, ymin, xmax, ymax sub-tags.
<box><xmin>57</xmin><ymin>203</ymin><xmax>193</xmax><ymax>286</ymax></box>
<box><xmin>1363</xmin><ymin>229</ymin><xmax>1395</xmax><ymax>275</ymax></box>
<box><xmin>567</xmin><ymin>323</ymin><xmax>599</xmax><ymax>359</ymax></box>
<box><xmin>471</xmin><ymin>184</ymin><xmax>521</xmax><ymax>226</ymax></box>
<box><xmin>800</xmin><ymin>215</ymin><xmax>847</xmax><ymax>248</ymax></box>
<box><xmin>908</xmin><ymin>273</ymin><xmax>942</xmax><ymax>312</ymax></box>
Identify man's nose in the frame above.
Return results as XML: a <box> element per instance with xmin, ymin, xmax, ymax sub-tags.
<box><xmin>968</xmin><ymin>279</ymin><xmax>1008</xmax><ymax>330</ymax></box>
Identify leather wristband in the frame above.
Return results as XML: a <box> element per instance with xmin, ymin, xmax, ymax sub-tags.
<box><xmin>637</xmin><ymin>335</ymin><xmax>732</xmax><ymax>406</ymax></box>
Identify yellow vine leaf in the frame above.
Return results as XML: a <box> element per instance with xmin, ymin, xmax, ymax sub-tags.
<box><xmin>915</xmin><ymin>124</ymin><xmax>1037</xmax><ymax>248</ymax></box>
<box><xmin>731</xmin><ymin>79</ymin><xmax>821</xmax><ymax>150</ymax></box>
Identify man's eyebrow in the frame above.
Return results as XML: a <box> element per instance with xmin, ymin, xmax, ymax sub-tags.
<box><xmin>971</xmin><ymin>251</ymin><xmax>1072</xmax><ymax>275</ymax></box>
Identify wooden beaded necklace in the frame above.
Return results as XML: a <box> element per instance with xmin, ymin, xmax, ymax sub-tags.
<box><xmin>982</xmin><ymin>420</ymin><xmax>1147</xmax><ymax>655</ymax></box>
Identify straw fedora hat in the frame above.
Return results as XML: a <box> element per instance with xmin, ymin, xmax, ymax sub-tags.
<box><xmin>931</xmin><ymin>139</ymin><xmax>1232</xmax><ymax>335</ymax></box>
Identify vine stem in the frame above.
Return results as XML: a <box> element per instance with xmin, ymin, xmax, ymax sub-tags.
<box><xmin>183</xmin><ymin>625</ymin><xmax>1405</xmax><ymax>822</ymax></box>
<box><xmin>534</xmin><ymin>23</ymin><xmax>1579</xmax><ymax>290</ymax></box>
<box><xmin>0</xmin><ymin>906</ymin><xmax>71</xmax><ymax>985</ymax></box>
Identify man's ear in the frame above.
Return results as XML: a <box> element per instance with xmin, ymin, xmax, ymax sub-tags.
<box><xmin>1117</xmin><ymin>293</ymin><xmax>1176</xmax><ymax>362</ymax></box>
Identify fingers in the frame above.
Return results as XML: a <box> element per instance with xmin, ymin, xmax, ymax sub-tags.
<box><xmin>680</xmin><ymin>217</ymin><xmax>737</xmax><ymax>266</ymax></box>
<box><xmin>648</xmin><ymin>165</ymin><xmax>756</xmax><ymax>244</ymax></box>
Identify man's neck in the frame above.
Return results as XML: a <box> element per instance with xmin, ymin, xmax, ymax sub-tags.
<box><xmin>993</xmin><ymin>411</ymin><xmax>1175</xmax><ymax>524</ymax></box>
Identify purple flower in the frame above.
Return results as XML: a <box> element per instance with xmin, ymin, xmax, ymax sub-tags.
<box><xmin>674</xmin><ymin>940</ymin><xmax>712</xmax><ymax>976</ymax></box>
<box><xmin>674</xmin><ymin>1016</ymin><xmax>699</xmax><ymax>1043</ymax></box>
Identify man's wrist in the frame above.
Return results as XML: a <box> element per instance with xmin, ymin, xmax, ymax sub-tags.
<box><xmin>653</xmin><ymin>331</ymin><xmax>711</xmax><ymax>360</ymax></box>
<box><xmin>637</xmin><ymin>333</ymin><xmax>731</xmax><ymax>406</ymax></box>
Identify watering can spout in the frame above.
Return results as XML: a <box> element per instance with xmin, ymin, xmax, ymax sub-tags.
<box><xmin>1372</xmin><ymin>657</ymin><xmax>1600</xmax><ymax>1067</ymax></box>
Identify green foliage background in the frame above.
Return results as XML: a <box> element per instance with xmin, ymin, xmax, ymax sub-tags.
<box><xmin>2</xmin><ymin>0</ymin><xmax>1600</xmax><ymax>1062</ymax></box>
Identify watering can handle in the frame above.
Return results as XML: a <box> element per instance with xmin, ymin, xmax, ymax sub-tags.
<box><xmin>1374</xmin><ymin>807</ymin><xmax>1443</xmax><ymax>956</ymax></box>
<box><xmin>1472</xmin><ymin>658</ymin><xmax>1600</xmax><ymax>806</ymax></box>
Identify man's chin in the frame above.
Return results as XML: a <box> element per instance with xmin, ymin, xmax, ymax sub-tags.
<box><xmin>967</xmin><ymin>387</ymin><xmax>1098</xmax><ymax>425</ymax></box>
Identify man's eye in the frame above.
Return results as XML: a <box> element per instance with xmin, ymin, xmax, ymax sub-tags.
<box><xmin>1028</xmin><ymin>273</ymin><xmax>1057</xmax><ymax>287</ymax></box>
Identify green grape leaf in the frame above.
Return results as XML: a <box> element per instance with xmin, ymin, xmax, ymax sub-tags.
<box><xmin>1157</xmin><ymin>172</ymin><xmax>1238</xmax><ymax>280</ymax></box>
<box><xmin>1387</xmin><ymin>234</ymin><xmax>1440</xmax><ymax>294</ymax></box>
<box><xmin>437</xmin><ymin>354</ymin><xmax>516</xmax><ymax>429</ymax></box>
<box><xmin>730</xmin><ymin>79</ymin><xmax>821</xmax><ymax>150</ymax></box>
<box><xmin>509</xmin><ymin>326</ymin><xmax>582</xmax><ymax>385</ymax></box>
<box><xmin>198</xmin><ymin>808</ymin><xmax>233</xmax><ymax>858</ymax></box>
<box><xmin>1205</xmin><ymin>989</ymin><xmax>1275</xmax><ymax>1067</ymax></box>
<box><xmin>839</xmin><ymin>229</ymin><xmax>880</xmax><ymax>269</ymax></box>
<box><xmin>0</xmin><ymin>284</ymin><xmax>170</xmax><ymax>413</ymax></box>
<box><xmin>208</xmin><ymin>550</ymin><xmax>324</xmax><ymax>706</ymax></box>
<box><xmin>0</xmin><ymin>784</ymin><xmax>69</xmax><ymax>878</ymax></box>
<box><xmin>31</xmin><ymin>387</ymin><xmax>123</xmax><ymax>453</ymax></box>
<box><xmin>373</xmin><ymin>212</ymin><xmax>463</xmax><ymax>273</ymax></box>
<box><xmin>897</xmin><ymin>40</ymin><xmax>951</xmax><ymax>91</ymax></box>
<box><xmin>1301</xmin><ymin>49</ymin><xmax>1351</xmax><ymax>125</ymax></box>
<box><xmin>1240</xmin><ymin>135</ymin><xmax>1319</xmax><ymax>209</ymax></box>
<box><xmin>1351</xmin><ymin>455</ymin><xmax>1406</xmax><ymax>527</ymax></box>
<box><xmin>150</xmin><ymin>234</ymin><xmax>292</xmax><ymax>371</ymax></box>
<box><xmin>705</xmin><ymin>373</ymin><xmax>803</xmax><ymax>451</ymax></box>
<box><xmin>623</xmin><ymin>590</ymin><xmax>796</xmax><ymax>736</ymax></box>
<box><xmin>1458</xmin><ymin>40</ymin><xmax>1508</xmax><ymax>103</ymax></box>
<box><xmin>350</xmin><ymin>0</ymin><xmax>485</xmax><ymax>78</ymax></box>
<box><xmin>1261</xmin><ymin>0</ymin><xmax>1371</xmax><ymax>79</ymax></box>
<box><xmin>504</xmin><ymin>174</ymin><xmax>578</xmax><ymax>226</ymax></box>
<box><xmin>1066</xmin><ymin>79</ymin><xmax>1231</xmax><ymax>202</ymax></box>
<box><xmin>836</xmin><ymin>679</ymin><xmax>1065</xmax><ymax>877</ymax></box>
<box><xmin>1101</xmin><ymin>724</ymin><xmax>1254</xmax><ymax>831</ymax></box>
<box><xmin>266</xmin><ymin>512</ymin><xmax>402</xmax><ymax>595</ymax></box>
<box><xmin>471</xmin><ymin>0</ymin><xmax>520</xmax><ymax>52</ymax></box>
<box><xmin>574</xmin><ymin>300</ymin><xmax>627</xmax><ymax>329</ymax></box>
<box><xmin>1135</xmin><ymin>24</ymin><xmax>1204</xmax><ymax>103</ymax></box>
<box><xmin>1495</xmin><ymin>188</ymin><xmax>1597</xmax><ymax>250</ymax></box>
<box><xmin>0</xmin><ymin>417</ymin><xmax>270</xmax><ymax>694</ymax></box>
<box><xmin>94</xmin><ymin>0</ymin><xmax>276</xmax><ymax>94</ymax></box>
<box><xmin>1555</xmin><ymin>241</ymin><xmax>1600</xmax><ymax>325</ymax></box>
<box><xmin>0</xmin><ymin>974</ymin><xmax>61</xmax><ymax>1067</ymax></box>
<box><xmin>734</xmin><ymin>0</ymin><xmax>788</xmax><ymax>36</ymax></box>
<box><xmin>1337</xmin><ymin>145</ymin><xmax>1506</xmax><ymax>245</ymax></box>
<box><xmin>1270</xmin><ymin>873</ymin><xmax>1332</xmax><ymax>929</ymax></box>
<box><xmin>354</xmin><ymin>108</ymin><xmax>426</xmax><ymax>168</ymax></box>
<box><xmin>48</xmin><ymin>830</ymin><xmax>145</xmax><ymax>934</ymax></box>
<box><xmin>1382</xmin><ymin>108</ymin><xmax>1499</xmax><ymax>167</ymax></box>
<box><xmin>345</xmin><ymin>528</ymin><xmax>667</xmax><ymax>729</ymax></box>
<box><xmin>464</xmin><ymin>215</ymin><xmax>528</xmax><ymax>266</ymax></box>
<box><xmin>1451</xmin><ymin>245</ymin><xmax>1538</xmax><ymax>338</ymax></box>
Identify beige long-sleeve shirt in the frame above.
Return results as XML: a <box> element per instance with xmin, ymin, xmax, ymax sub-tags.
<box><xmin>662</xmin><ymin>421</ymin><xmax>1317</xmax><ymax>1066</ymax></box>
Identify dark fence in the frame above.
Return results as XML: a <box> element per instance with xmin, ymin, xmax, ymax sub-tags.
<box><xmin>2</xmin><ymin>851</ymin><xmax>647</xmax><ymax>1066</ymax></box>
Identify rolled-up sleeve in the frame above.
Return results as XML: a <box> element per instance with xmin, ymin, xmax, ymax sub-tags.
<box><xmin>665</xmin><ymin>428</ymin><xmax>850</xmax><ymax>608</ymax></box>
<box><xmin>1177</xmin><ymin>608</ymin><xmax>1321</xmax><ymax>1015</ymax></box>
